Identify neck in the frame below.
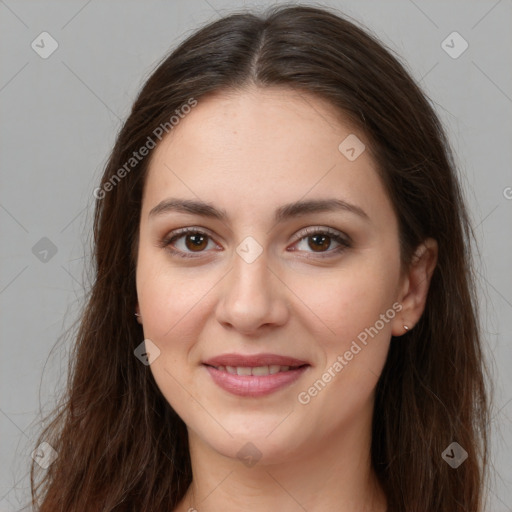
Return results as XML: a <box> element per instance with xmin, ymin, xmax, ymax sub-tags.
<box><xmin>174</xmin><ymin>407</ymin><xmax>387</xmax><ymax>512</ymax></box>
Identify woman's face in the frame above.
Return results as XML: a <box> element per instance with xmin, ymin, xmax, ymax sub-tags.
<box><xmin>136</xmin><ymin>87</ymin><xmax>409</xmax><ymax>464</ymax></box>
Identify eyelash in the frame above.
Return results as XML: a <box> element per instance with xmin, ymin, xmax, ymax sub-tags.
<box><xmin>159</xmin><ymin>226</ymin><xmax>351</xmax><ymax>260</ymax></box>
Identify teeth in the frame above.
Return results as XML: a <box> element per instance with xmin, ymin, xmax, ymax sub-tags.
<box><xmin>251</xmin><ymin>365</ymin><xmax>270</xmax><ymax>376</ymax></box>
<box><xmin>216</xmin><ymin>365</ymin><xmax>298</xmax><ymax>375</ymax></box>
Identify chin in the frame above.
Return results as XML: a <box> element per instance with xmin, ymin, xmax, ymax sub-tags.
<box><xmin>191</xmin><ymin>421</ymin><xmax>309</xmax><ymax>466</ymax></box>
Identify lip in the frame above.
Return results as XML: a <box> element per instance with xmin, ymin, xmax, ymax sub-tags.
<box><xmin>202</xmin><ymin>353</ymin><xmax>309</xmax><ymax>367</ymax></box>
<box><xmin>204</xmin><ymin>365</ymin><xmax>309</xmax><ymax>397</ymax></box>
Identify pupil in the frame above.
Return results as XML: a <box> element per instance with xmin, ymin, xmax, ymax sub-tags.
<box><xmin>308</xmin><ymin>234</ymin><xmax>330</xmax><ymax>252</ymax></box>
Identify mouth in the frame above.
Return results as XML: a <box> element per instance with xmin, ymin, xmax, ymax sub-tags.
<box><xmin>201</xmin><ymin>354</ymin><xmax>311</xmax><ymax>397</ymax></box>
<box><xmin>202</xmin><ymin>352</ymin><xmax>310</xmax><ymax>368</ymax></box>
<box><xmin>204</xmin><ymin>363</ymin><xmax>309</xmax><ymax>376</ymax></box>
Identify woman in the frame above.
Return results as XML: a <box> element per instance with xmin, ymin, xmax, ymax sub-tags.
<box><xmin>31</xmin><ymin>5</ymin><xmax>489</xmax><ymax>511</ymax></box>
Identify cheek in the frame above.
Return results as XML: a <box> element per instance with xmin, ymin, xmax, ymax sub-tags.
<box><xmin>136</xmin><ymin>251</ymin><xmax>220</xmax><ymax>342</ymax></box>
<box><xmin>286</xmin><ymin>256</ymin><xmax>400</xmax><ymax>347</ymax></box>
<box><xmin>136</xmin><ymin>256</ymin><xmax>214</xmax><ymax>415</ymax></box>
<box><xmin>295</xmin><ymin>273</ymin><xmax>396</xmax><ymax>429</ymax></box>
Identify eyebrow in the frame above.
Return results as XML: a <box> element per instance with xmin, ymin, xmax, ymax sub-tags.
<box><xmin>148</xmin><ymin>197</ymin><xmax>370</xmax><ymax>222</ymax></box>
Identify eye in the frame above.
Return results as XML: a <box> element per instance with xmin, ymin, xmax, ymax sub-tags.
<box><xmin>160</xmin><ymin>227</ymin><xmax>221</xmax><ymax>258</ymax></box>
<box><xmin>160</xmin><ymin>226</ymin><xmax>351</xmax><ymax>259</ymax></box>
<box><xmin>289</xmin><ymin>227</ymin><xmax>351</xmax><ymax>257</ymax></box>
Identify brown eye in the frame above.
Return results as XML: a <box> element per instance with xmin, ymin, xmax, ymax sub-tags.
<box><xmin>291</xmin><ymin>227</ymin><xmax>351</xmax><ymax>258</ymax></box>
<box><xmin>162</xmin><ymin>228</ymin><xmax>220</xmax><ymax>258</ymax></box>
<box><xmin>307</xmin><ymin>234</ymin><xmax>332</xmax><ymax>252</ymax></box>
<box><xmin>185</xmin><ymin>233</ymin><xmax>208</xmax><ymax>251</ymax></box>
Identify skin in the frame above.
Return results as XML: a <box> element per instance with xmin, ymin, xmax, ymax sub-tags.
<box><xmin>135</xmin><ymin>86</ymin><xmax>437</xmax><ymax>512</ymax></box>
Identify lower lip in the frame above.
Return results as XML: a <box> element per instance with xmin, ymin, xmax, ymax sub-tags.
<box><xmin>203</xmin><ymin>365</ymin><xmax>309</xmax><ymax>397</ymax></box>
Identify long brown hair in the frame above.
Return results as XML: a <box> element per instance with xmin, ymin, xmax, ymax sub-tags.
<box><xmin>30</xmin><ymin>5</ymin><xmax>489</xmax><ymax>511</ymax></box>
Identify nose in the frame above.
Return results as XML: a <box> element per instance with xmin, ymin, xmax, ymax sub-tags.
<box><xmin>215</xmin><ymin>249</ymin><xmax>290</xmax><ymax>335</ymax></box>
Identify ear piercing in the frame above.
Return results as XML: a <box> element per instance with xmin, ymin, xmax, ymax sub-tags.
<box><xmin>403</xmin><ymin>325</ymin><xmax>409</xmax><ymax>331</ymax></box>
<box><xmin>134</xmin><ymin>313</ymin><xmax>140</xmax><ymax>317</ymax></box>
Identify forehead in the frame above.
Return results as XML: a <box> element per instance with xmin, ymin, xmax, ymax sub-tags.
<box><xmin>142</xmin><ymin>86</ymin><xmax>394</xmax><ymax>227</ymax></box>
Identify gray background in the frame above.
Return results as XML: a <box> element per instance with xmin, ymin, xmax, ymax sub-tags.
<box><xmin>1</xmin><ymin>0</ymin><xmax>511</xmax><ymax>510</ymax></box>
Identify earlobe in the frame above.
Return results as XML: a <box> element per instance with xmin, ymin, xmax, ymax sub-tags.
<box><xmin>392</xmin><ymin>238</ymin><xmax>438</xmax><ymax>336</ymax></box>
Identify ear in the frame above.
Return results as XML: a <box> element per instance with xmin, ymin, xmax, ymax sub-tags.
<box><xmin>392</xmin><ymin>238</ymin><xmax>438</xmax><ymax>336</ymax></box>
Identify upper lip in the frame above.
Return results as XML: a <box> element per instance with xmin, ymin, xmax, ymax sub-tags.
<box><xmin>203</xmin><ymin>353</ymin><xmax>310</xmax><ymax>368</ymax></box>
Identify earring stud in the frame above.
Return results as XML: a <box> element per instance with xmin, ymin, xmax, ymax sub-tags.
<box><xmin>403</xmin><ymin>325</ymin><xmax>409</xmax><ymax>331</ymax></box>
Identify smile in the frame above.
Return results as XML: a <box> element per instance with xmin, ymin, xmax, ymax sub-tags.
<box><xmin>208</xmin><ymin>364</ymin><xmax>304</xmax><ymax>375</ymax></box>
<box><xmin>203</xmin><ymin>363</ymin><xmax>310</xmax><ymax>397</ymax></box>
